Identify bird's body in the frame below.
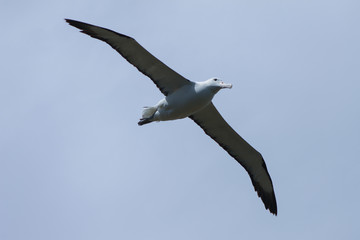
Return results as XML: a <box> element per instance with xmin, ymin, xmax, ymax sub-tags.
<box><xmin>141</xmin><ymin>79</ymin><xmax>232</xmax><ymax>123</ymax></box>
<box><xmin>66</xmin><ymin>19</ymin><xmax>277</xmax><ymax>215</ymax></box>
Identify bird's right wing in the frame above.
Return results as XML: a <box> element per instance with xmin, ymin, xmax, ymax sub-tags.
<box><xmin>66</xmin><ymin>19</ymin><xmax>190</xmax><ymax>96</ymax></box>
<box><xmin>189</xmin><ymin>103</ymin><xmax>277</xmax><ymax>215</ymax></box>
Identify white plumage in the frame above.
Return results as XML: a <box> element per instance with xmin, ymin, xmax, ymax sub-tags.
<box><xmin>66</xmin><ymin>19</ymin><xmax>277</xmax><ymax>215</ymax></box>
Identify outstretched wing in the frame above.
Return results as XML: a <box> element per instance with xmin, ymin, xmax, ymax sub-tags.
<box><xmin>66</xmin><ymin>19</ymin><xmax>190</xmax><ymax>96</ymax></box>
<box><xmin>189</xmin><ymin>103</ymin><xmax>277</xmax><ymax>215</ymax></box>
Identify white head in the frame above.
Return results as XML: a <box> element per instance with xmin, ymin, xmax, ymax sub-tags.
<box><xmin>206</xmin><ymin>77</ymin><xmax>232</xmax><ymax>93</ymax></box>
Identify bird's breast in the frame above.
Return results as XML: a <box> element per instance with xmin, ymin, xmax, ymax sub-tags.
<box><xmin>157</xmin><ymin>84</ymin><xmax>214</xmax><ymax>120</ymax></box>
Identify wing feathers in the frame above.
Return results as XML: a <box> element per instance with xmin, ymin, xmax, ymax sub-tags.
<box><xmin>65</xmin><ymin>19</ymin><xmax>190</xmax><ymax>96</ymax></box>
<box><xmin>66</xmin><ymin>19</ymin><xmax>277</xmax><ymax>214</ymax></box>
<box><xmin>190</xmin><ymin>103</ymin><xmax>277</xmax><ymax>215</ymax></box>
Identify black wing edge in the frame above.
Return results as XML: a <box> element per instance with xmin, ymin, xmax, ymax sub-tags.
<box><xmin>189</xmin><ymin>115</ymin><xmax>277</xmax><ymax>215</ymax></box>
<box><xmin>65</xmin><ymin>19</ymin><xmax>133</xmax><ymax>40</ymax></box>
<box><xmin>250</xmin><ymin>159</ymin><xmax>277</xmax><ymax>215</ymax></box>
<box><xmin>65</xmin><ymin>19</ymin><xmax>188</xmax><ymax>96</ymax></box>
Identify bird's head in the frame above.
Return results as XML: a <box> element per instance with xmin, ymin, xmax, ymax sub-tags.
<box><xmin>206</xmin><ymin>78</ymin><xmax>232</xmax><ymax>93</ymax></box>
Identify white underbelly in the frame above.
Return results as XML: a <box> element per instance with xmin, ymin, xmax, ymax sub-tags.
<box><xmin>153</xmin><ymin>85</ymin><xmax>214</xmax><ymax>121</ymax></box>
<box><xmin>161</xmin><ymin>100</ymin><xmax>210</xmax><ymax>120</ymax></box>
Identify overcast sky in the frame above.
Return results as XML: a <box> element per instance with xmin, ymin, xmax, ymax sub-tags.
<box><xmin>1</xmin><ymin>0</ymin><xmax>359</xmax><ymax>239</ymax></box>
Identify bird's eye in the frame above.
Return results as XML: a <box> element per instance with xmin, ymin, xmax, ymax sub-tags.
<box><xmin>214</xmin><ymin>78</ymin><xmax>218</xmax><ymax>81</ymax></box>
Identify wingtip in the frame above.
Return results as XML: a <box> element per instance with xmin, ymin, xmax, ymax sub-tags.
<box><xmin>64</xmin><ymin>18</ymin><xmax>74</xmax><ymax>24</ymax></box>
<box><xmin>267</xmin><ymin>198</ymin><xmax>278</xmax><ymax>216</ymax></box>
<box><xmin>65</xmin><ymin>19</ymin><xmax>86</xmax><ymax>29</ymax></box>
<box><xmin>252</xmin><ymin>176</ymin><xmax>277</xmax><ymax>215</ymax></box>
<box><xmin>255</xmin><ymin>186</ymin><xmax>277</xmax><ymax>215</ymax></box>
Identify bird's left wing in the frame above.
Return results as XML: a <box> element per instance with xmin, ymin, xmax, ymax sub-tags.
<box><xmin>65</xmin><ymin>19</ymin><xmax>190</xmax><ymax>96</ymax></box>
<box><xmin>189</xmin><ymin>103</ymin><xmax>277</xmax><ymax>215</ymax></box>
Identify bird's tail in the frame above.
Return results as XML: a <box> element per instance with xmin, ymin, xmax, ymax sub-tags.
<box><xmin>141</xmin><ymin>106</ymin><xmax>157</xmax><ymax>119</ymax></box>
<box><xmin>138</xmin><ymin>118</ymin><xmax>152</xmax><ymax>126</ymax></box>
<box><xmin>138</xmin><ymin>106</ymin><xmax>157</xmax><ymax>126</ymax></box>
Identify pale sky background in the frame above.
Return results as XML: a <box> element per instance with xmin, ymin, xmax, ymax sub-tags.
<box><xmin>1</xmin><ymin>0</ymin><xmax>359</xmax><ymax>239</ymax></box>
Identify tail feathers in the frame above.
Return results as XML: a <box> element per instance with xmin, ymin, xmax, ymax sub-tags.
<box><xmin>142</xmin><ymin>106</ymin><xmax>157</xmax><ymax>118</ymax></box>
<box><xmin>138</xmin><ymin>118</ymin><xmax>152</xmax><ymax>126</ymax></box>
<box><xmin>138</xmin><ymin>106</ymin><xmax>157</xmax><ymax>126</ymax></box>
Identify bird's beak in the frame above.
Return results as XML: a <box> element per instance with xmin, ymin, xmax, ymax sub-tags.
<box><xmin>220</xmin><ymin>81</ymin><xmax>233</xmax><ymax>89</ymax></box>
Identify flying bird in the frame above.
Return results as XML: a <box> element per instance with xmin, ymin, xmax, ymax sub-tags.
<box><xmin>65</xmin><ymin>19</ymin><xmax>277</xmax><ymax>215</ymax></box>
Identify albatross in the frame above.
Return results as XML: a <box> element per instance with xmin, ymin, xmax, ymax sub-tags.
<box><xmin>66</xmin><ymin>19</ymin><xmax>277</xmax><ymax>215</ymax></box>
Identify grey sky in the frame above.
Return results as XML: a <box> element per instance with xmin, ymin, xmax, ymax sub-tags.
<box><xmin>1</xmin><ymin>0</ymin><xmax>359</xmax><ymax>239</ymax></box>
